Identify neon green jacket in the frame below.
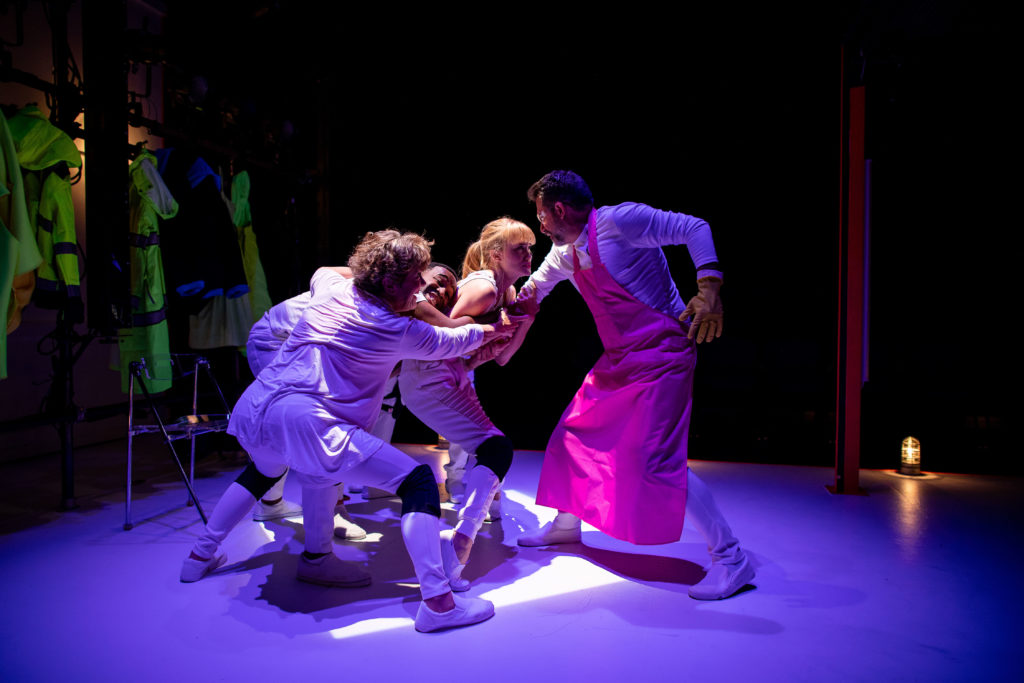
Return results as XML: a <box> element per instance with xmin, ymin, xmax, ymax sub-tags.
<box><xmin>7</xmin><ymin>105</ymin><xmax>83</xmax><ymax>315</ymax></box>
<box><xmin>231</xmin><ymin>171</ymin><xmax>272</xmax><ymax>324</ymax></box>
<box><xmin>116</xmin><ymin>151</ymin><xmax>179</xmax><ymax>393</ymax></box>
<box><xmin>1</xmin><ymin>109</ymin><xmax>43</xmax><ymax>379</ymax></box>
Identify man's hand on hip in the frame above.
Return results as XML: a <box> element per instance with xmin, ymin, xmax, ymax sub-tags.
<box><xmin>681</xmin><ymin>276</ymin><xmax>723</xmax><ymax>344</ymax></box>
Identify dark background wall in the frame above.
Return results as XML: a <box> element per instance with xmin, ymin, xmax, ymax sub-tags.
<box><xmin>151</xmin><ymin>1</ymin><xmax>1022</xmax><ymax>474</ymax></box>
<box><xmin>233</xmin><ymin>3</ymin><xmax>1013</xmax><ymax>474</ymax></box>
<box><xmin>3</xmin><ymin>1</ymin><xmax>1013</xmax><ymax>475</ymax></box>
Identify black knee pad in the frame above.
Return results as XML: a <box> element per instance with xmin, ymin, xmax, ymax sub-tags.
<box><xmin>235</xmin><ymin>462</ymin><xmax>285</xmax><ymax>499</ymax></box>
<box><xmin>397</xmin><ymin>464</ymin><xmax>440</xmax><ymax>517</ymax></box>
<box><xmin>475</xmin><ymin>435</ymin><xmax>514</xmax><ymax>480</ymax></box>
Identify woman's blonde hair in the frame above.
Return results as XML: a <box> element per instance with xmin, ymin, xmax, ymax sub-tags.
<box><xmin>348</xmin><ymin>230</ymin><xmax>433</xmax><ymax>297</ymax></box>
<box><xmin>461</xmin><ymin>217</ymin><xmax>535</xmax><ymax>279</ymax></box>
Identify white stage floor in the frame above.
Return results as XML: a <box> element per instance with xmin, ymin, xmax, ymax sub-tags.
<box><xmin>0</xmin><ymin>443</ymin><xmax>1019</xmax><ymax>682</ymax></box>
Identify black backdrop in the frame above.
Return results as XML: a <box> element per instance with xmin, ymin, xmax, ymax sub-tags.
<box><xmin>162</xmin><ymin>3</ymin><xmax>1013</xmax><ymax>473</ymax></box>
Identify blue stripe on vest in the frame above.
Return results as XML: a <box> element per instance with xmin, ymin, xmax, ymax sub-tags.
<box><xmin>226</xmin><ymin>283</ymin><xmax>250</xmax><ymax>299</ymax></box>
<box><xmin>133</xmin><ymin>307</ymin><xmax>167</xmax><ymax>327</ymax></box>
<box><xmin>128</xmin><ymin>232</ymin><xmax>161</xmax><ymax>247</ymax></box>
<box><xmin>53</xmin><ymin>242</ymin><xmax>77</xmax><ymax>255</ymax></box>
<box><xmin>37</xmin><ymin>279</ymin><xmax>81</xmax><ymax>297</ymax></box>
<box><xmin>38</xmin><ymin>216</ymin><xmax>54</xmax><ymax>232</ymax></box>
<box><xmin>176</xmin><ymin>281</ymin><xmax>205</xmax><ymax>297</ymax></box>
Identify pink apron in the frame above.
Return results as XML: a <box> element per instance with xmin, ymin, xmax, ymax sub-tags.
<box><xmin>536</xmin><ymin>210</ymin><xmax>695</xmax><ymax>544</ymax></box>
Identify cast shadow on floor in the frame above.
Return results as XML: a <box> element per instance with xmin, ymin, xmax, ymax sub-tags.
<box><xmin>191</xmin><ymin>491</ymin><xmax>765</xmax><ymax>636</ymax></box>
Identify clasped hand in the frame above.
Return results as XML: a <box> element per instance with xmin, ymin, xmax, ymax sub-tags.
<box><xmin>480</xmin><ymin>309</ymin><xmax>527</xmax><ymax>344</ymax></box>
<box><xmin>509</xmin><ymin>282</ymin><xmax>540</xmax><ymax>318</ymax></box>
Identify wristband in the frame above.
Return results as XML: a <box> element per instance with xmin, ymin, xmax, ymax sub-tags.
<box><xmin>696</xmin><ymin>269</ymin><xmax>723</xmax><ymax>282</ymax></box>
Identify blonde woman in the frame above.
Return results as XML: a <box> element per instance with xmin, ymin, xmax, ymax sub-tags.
<box><xmin>399</xmin><ymin>217</ymin><xmax>536</xmax><ymax>591</ymax></box>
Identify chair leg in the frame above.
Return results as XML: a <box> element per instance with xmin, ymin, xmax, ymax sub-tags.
<box><xmin>125</xmin><ymin>430</ymin><xmax>134</xmax><ymax>531</ymax></box>
<box><xmin>133</xmin><ymin>366</ymin><xmax>208</xmax><ymax>526</ymax></box>
<box><xmin>126</xmin><ymin>367</ymin><xmax>137</xmax><ymax>530</ymax></box>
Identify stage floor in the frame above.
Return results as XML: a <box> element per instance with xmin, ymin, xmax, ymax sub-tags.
<box><xmin>0</xmin><ymin>441</ymin><xmax>1019</xmax><ymax>682</ymax></box>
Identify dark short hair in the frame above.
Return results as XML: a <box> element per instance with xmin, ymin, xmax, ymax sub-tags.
<box><xmin>527</xmin><ymin>170</ymin><xmax>594</xmax><ymax>211</ymax></box>
<box><xmin>429</xmin><ymin>261</ymin><xmax>457</xmax><ymax>279</ymax></box>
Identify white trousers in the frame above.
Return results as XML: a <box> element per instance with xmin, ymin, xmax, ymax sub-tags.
<box><xmin>553</xmin><ymin>468</ymin><xmax>743</xmax><ymax>564</ymax></box>
<box><xmin>252</xmin><ymin>375</ymin><xmax>400</xmax><ymax>503</ymax></box>
<box><xmin>399</xmin><ymin>359</ymin><xmax>502</xmax><ymax>454</ymax></box>
<box><xmin>194</xmin><ymin>431</ymin><xmax>417</xmax><ymax>559</ymax></box>
<box><xmin>683</xmin><ymin>468</ymin><xmax>743</xmax><ymax>564</ymax></box>
<box><xmin>193</xmin><ymin>432</ymin><xmax>452</xmax><ymax>600</ymax></box>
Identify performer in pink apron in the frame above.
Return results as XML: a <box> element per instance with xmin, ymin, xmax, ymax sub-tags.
<box><xmin>537</xmin><ymin>210</ymin><xmax>694</xmax><ymax>544</ymax></box>
<box><xmin>514</xmin><ymin>170</ymin><xmax>755</xmax><ymax>601</ymax></box>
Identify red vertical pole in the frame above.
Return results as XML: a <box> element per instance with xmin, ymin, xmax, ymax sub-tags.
<box><xmin>843</xmin><ymin>85</ymin><xmax>865</xmax><ymax>492</ymax></box>
<box><xmin>831</xmin><ymin>48</ymin><xmax>867</xmax><ymax>495</ymax></box>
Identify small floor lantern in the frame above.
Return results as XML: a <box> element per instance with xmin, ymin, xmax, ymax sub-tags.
<box><xmin>900</xmin><ymin>436</ymin><xmax>922</xmax><ymax>475</ymax></box>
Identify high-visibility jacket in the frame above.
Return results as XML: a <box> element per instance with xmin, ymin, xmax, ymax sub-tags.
<box><xmin>1</xmin><ymin>109</ymin><xmax>43</xmax><ymax>379</ymax></box>
<box><xmin>7</xmin><ymin>106</ymin><xmax>83</xmax><ymax>318</ymax></box>
<box><xmin>230</xmin><ymin>171</ymin><xmax>272</xmax><ymax>323</ymax></box>
<box><xmin>116</xmin><ymin>151</ymin><xmax>178</xmax><ymax>393</ymax></box>
<box><xmin>154</xmin><ymin>148</ymin><xmax>248</xmax><ymax>307</ymax></box>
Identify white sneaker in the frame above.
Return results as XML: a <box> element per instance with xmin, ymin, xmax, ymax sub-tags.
<box><xmin>297</xmin><ymin>553</ymin><xmax>372</xmax><ymax>588</ymax></box>
<box><xmin>688</xmin><ymin>555</ymin><xmax>755</xmax><ymax>600</ymax></box>
<box><xmin>333</xmin><ymin>506</ymin><xmax>367</xmax><ymax>540</ymax></box>
<box><xmin>446</xmin><ymin>478</ymin><xmax>465</xmax><ymax>504</ymax></box>
<box><xmin>414</xmin><ymin>594</ymin><xmax>494</xmax><ymax>633</ymax></box>
<box><xmin>516</xmin><ymin>520</ymin><xmax>582</xmax><ymax>547</ymax></box>
<box><xmin>439</xmin><ymin>529</ymin><xmax>470</xmax><ymax>592</ymax></box>
<box><xmin>253</xmin><ymin>499</ymin><xmax>302</xmax><ymax>521</ymax></box>
<box><xmin>485</xmin><ymin>496</ymin><xmax>501</xmax><ymax>523</ymax></box>
<box><xmin>180</xmin><ymin>550</ymin><xmax>226</xmax><ymax>583</ymax></box>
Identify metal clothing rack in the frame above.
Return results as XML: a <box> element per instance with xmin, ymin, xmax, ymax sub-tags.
<box><xmin>124</xmin><ymin>355</ymin><xmax>231</xmax><ymax>530</ymax></box>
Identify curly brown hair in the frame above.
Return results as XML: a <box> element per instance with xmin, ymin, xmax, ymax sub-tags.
<box><xmin>347</xmin><ymin>230</ymin><xmax>433</xmax><ymax>297</ymax></box>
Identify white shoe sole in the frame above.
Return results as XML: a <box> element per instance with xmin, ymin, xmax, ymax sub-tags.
<box><xmin>688</xmin><ymin>560</ymin><xmax>756</xmax><ymax>600</ymax></box>
<box><xmin>180</xmin><ymin>552</ymin><xmax>226</xmax><ymax>583</ymax></box>
<box><xmin>253</xmin><ymin>502</ymin><xmax>302</xmax><ymax>521</ymax></box>
<box><xmin>414</xmin><ymin>597</ymin><xmax>494</xmax><ymax>632</ymax></box>
<box><xmin>296</xmin><ymin>556</ymin><xmax>372</xmax><ymax>588</ymax></box>
<box><xmin>516</xmin><ymin>525</ymin><xmax>582</xmax><ymax>547</ymax></box>
<box><xmin>333</xmin><ymin>524</ymin><xmax>368</xmax><ymax>540</ymax></box>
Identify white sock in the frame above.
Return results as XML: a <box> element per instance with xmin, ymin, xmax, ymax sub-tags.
<box><xmin>401</xmin><ymin>512</ymin><xmax>450</xmax><ymax>600</ymax></box>
<box><xmin>552</xmin><ymin>511</ymin><xmax>581</xmax><ymax>530</ymax></box>
<box><xmin>193</xmin><ymin>482</ymin><xmax>256</xmax><ymax>559</ymax></box>
<box><xmin>453</xmin><ymin>465</ymin><xmax>500</xmax><ymax>541</ymax></box>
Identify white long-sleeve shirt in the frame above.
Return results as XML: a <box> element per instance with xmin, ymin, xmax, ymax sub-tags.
<box><xmin>524</xmin><ymin>202</ymin><xmax>722</xmax><ymax>320</ymax></box>
<box><xmin>230</xmin><ymin>268</ymin><xmax>486</xmax><ymax>442</ymax></box>
<box><xmin>246</xmin><ymin>291</ymin><xmax>312</xmax><ymax>375</ymax></box>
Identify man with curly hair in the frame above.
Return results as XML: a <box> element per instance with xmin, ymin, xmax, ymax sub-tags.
<box><xmin>180</xmin><ymin>230</ymin><xmax>514</xmax><ymax>632</ymax></box>
<box><xmin>242</xmin><ymin>262</ymin><xmax>460</xmax><ymax>536</ymax></box>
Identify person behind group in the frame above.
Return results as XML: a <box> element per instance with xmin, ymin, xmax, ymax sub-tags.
<box><xmin>244</xmin><ymin>286</ymin><xmax>364</xmax><ymax>538</ymax></box>
<box><xmin>399</xmin><ymin>217</ymin><xmax>535</xmax><ymax>591</ymax></box>
<box><xmin>513</xmin><ymin>170</ymin><xmax>755</xmax><ymax>601</ymax></box>
<box><xmin>180</xmin><ymin>230</ymin><xmax>516</xmax><ymax>632</ymax></box>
